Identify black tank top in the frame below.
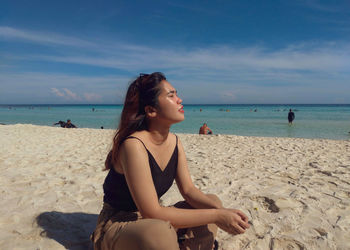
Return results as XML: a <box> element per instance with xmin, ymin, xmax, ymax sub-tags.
<box><xmin>103</xmin><ymin>135</ymin><xmax>178</xmax><ymax>212</ymax></box>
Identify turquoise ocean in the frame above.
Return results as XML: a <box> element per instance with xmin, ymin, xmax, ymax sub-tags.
<box><xmin>1</xmin><ymin>104</ymin><xmax>350</xmax><ymax>140</ymax></box>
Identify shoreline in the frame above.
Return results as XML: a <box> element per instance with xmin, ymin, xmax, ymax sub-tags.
<box><xmin>0</xmin><ymin>124</ymin><xmax>349</xmax><ymax>249</ymax></box>
<box><xmin>1</xmin><ymin>123</ymin><xmax>350</xmax><ymax>142</ymax></box>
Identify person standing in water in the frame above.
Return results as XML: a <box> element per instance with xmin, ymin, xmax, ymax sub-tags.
<box><xmin>91</xmin><ymin>72</ymin><xmax>249</xmax><ymax>250</ymax></box>
<box><xmin>288</xmin><ymin>109</ymin><xmax>295</xmax><ymax>124</ymax></box>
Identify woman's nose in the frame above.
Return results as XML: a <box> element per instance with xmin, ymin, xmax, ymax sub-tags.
<box><xmin>177</xmin><ymin>96</ymin><xmax>182</xmax><ymax>104</ymax></box>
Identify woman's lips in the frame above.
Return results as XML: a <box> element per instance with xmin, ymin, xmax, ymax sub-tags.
<box><xmin>179</xmin><ymin>106</ymin><xmax>184</xmax><ymax>113</ymax></box>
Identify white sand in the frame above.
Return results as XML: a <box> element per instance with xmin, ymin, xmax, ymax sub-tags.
<box><xmin>0</xmin><ymin>124</ymin><xmax>349</xmax><ymax>250</ymax></box>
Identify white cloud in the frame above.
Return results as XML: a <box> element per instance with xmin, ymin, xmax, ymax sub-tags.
<box><xmin>26</xmin><ymin>42</ymin><xmax>350</xmax><ymax>77</ymax></box>
<box><xmin>50</xmin><ymin>87</ymin><xmax>81</xmax><ymax>101</ymax></box>
<box><xmin>0</xmin><ymin>26</ymin><xmax>95</xmax><ymax>48</ymax></box>
<box><xmin>83</xmin><ymin>93</ymin><xmax>102</xmax><ymax>102</ymax></box>
<box><xmin>51</xmin><ymin>88</ymin><xmax>65</xmax><ymax>97</ymax></box>
<box><xmin>0</xmin><ymin>72</ymin><xmax>128</xmax><ymax>104</ymax></box>
<box><xmin>301</xmin><ymin>0</ymin><xmax>347</xmax><ymax>13</ymax></box>
<box><xmin>2</xmin><ymin>26</ymin><xmax>350</xmax><ymax>77</ymax></box>
<box><xmin>221</xmin><ymin>91</ymin><xmax>236</xmax><ymax>100</ymax></box>
<box><xmin>63</xmin><ymin>88</ymin><xmax>80</xmax><ymax>100</ymax></box>
<box><xmin>1</xmin><ymin>26</ymin><xmax>350</xmax><ymax>104</ymax></box>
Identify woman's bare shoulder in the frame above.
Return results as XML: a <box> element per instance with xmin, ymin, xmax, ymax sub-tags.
<box><xmin>129</xmin><ymin>130</ymin><xmax>148</xmax><ymax>140</ymax></box>
<box><xmin>120</xmin><ymin>134</ymin><xmax>147</xmax><ymax>155</ymax></box>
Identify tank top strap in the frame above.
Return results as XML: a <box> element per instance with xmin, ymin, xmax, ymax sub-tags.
<box><xmin>174</xmin><ymin>134</ymin><xmax>178</xmax><ymax>146</ymax></box>
<box><xmin>125</xmin><ymin>136</ymin><xmax>149</xmax><ymax>151</ymax></box>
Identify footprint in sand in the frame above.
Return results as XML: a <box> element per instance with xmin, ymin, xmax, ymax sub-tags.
<box><xmin>275</xmin><ymin>197</ymin><xmax>306</xmax><ymax>213</ymax></box>
<box><xmin>256</xmin><ymin>196</ymin><xmax>280</xmax><ymax>213</ymax></box>
<box><xmin>249</xmin><ymin>219</ymin><xmax>273</xmax><ymax>239</ymax></box>
<box><xmin>269</xmin><ymin>237</ymin><xmax>305</xmax><ymax>250</ymax></box>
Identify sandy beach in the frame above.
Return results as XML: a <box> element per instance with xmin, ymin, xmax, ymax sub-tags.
<box><xmin>0</xmin><ymin>124</ymin><xmax>349</xmax><ymax>250</ymax></box>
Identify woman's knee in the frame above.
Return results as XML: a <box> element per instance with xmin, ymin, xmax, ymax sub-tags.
<box><xmin>146</xmin><ymin>220</ymin><xmax>178</xmax><ymax>249</ymax></box>
<box><xmin>135</xmin><ymin>219</ymin><xmax>179</xmax><ymax>250</ymax></box>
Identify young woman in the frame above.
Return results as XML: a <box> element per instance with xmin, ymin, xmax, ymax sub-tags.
<box><xmin>92</xmin><ymin>72</ymin><xmax>249</xmax><ymax>250</ymax></box>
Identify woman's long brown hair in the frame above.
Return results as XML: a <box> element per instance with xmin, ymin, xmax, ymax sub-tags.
<box><xmin>105</xmin><ymin>72</ymin><xmax>166</xmax><ymax>170</ymax></box>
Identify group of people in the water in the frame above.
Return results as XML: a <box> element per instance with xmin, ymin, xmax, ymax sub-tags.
<box><xmin>51</xmin><ymin>108</ymin><xmax>296</xmax><ymax>132</ymax></box>
<box><xmin>198</xmin><ymin>108</ymin><xmax>296</xmax><ymax>135</ymax></box>
<box><xmin>52</xmin><ymin>108</ymin><xmax>297</xmax><ymax>132</ymax></box>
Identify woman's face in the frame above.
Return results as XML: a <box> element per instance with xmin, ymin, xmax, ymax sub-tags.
<box><xmin>155</xmin><ymin>80</ymin><xmax>184</xmax><ymax>124</ymax></box>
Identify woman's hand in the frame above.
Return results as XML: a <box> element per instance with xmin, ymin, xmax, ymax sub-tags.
<box><xmin>215</xmin><ymin>208</ymin><xmax>250</xmax><ymax>235</ymax></box>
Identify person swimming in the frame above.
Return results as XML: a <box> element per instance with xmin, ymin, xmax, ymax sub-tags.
<box><xmin>64</xmin><ymin>119</ymin><xmax>77</xmax><ymax>128</ymax></box>
<box><xmin>53</xmin><ymin>120</ymin><xmax>66</xmax><ymax>128</ymax></box>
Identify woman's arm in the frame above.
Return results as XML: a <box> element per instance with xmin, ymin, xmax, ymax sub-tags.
<box><xmin>119</xmin><ymin>138</ymin><xmax>220</xmax><ymax>228</ymax></box>
<box><xmin>174</xmin><ymin>138</ymin><xmax>250</xmax><ymax>233</ymax></box>
<box><xmin>120</xmin><ymin>138</ymin><xmax>249</xmax><ymax>232</ymax></box>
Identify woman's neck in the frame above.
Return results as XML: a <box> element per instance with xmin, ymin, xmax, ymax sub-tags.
<box><xmin>147</xmin><ymin>123</ymin><xmax>170</xmax><ymax>145</ymax></box>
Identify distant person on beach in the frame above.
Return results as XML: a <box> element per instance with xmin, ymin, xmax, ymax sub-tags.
<box><xmin>288</xmin><ymin>109</ymin><xmax>295</xmax><ymax>124</ymax></box>
<box><xmin>64</xmin><ymin>119</ymin><xmax>77</xmax><ymax>128</ymax></box>
<box><xmin>199</xmin><ymin>123</ymin><xmax>213</xmax><ymax>135</ymax></box>
<box><xmin>53</xmin><ymin>120</ymin><xmax>66</xmax><ymax>128</ymax></box>
<box><xmin>91</xmin><ymin>72</ymin><xmax>249</xmax><ymax>250</ymax></box>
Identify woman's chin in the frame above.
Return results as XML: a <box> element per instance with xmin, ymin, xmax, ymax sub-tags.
<box><xmin>172</xmin><ymin>116</ymin><xmax>185</xmax><ymax>125</ymax></box>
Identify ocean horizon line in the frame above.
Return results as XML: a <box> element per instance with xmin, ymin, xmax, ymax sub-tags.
<box><xmin>1</xmin><ymin>103</ymin><xmax>350</xmax><ymax>106</ymax></box>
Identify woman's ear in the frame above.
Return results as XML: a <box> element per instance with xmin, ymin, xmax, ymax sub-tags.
<box><xmin>144</xmin><ymin>105</ymin><xmax>157</xmax><ymax>118</ymax></box>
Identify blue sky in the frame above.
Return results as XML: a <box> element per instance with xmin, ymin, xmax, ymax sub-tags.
<box><xmin>1</xmin><ymin>0</ymin><xmax>349</xmax><ymax>104</ymax></box>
